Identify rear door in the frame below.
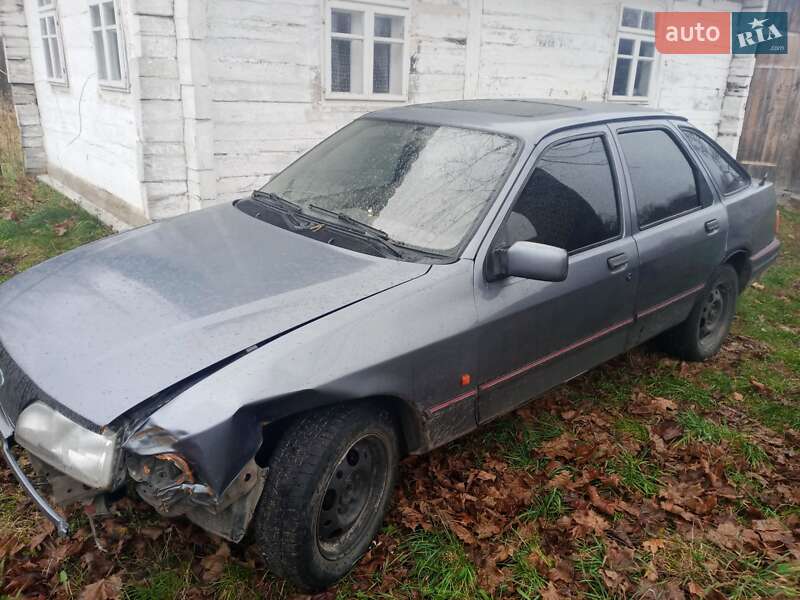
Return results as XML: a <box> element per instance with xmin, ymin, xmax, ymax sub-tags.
<box><xmin>474</xmin><ymin>126</ymin><xmax>638</xmax><ymax>423</ymax></box>
<box><xmin>609</xmin><ymin>121</ymin><xmax>727</xmax><ymax>346</ymax></box>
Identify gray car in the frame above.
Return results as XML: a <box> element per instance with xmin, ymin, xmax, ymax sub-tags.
<box><xmin>0</xmin><ymin>100</ymin><xmax>780</xmax><ymax>590</ymax></box>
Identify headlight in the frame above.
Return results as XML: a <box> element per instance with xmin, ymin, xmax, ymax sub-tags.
<box><xmin>15</xmin><ymin>402</ymin><xmax>118</xmax><ymax>489</ymax></box>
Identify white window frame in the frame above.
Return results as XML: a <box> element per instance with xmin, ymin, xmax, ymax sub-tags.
<box><xmin>608</xmin><ymin>6</ymin><xmax>658</xmax><ymax>103</ymax></box>
<box><xmin>324</xmin><ymin>0</ymin><xmax>410</xmax><ymax>101</ymax></box>
<box><xmin>88</xmin><ymin>0</ymin><xmax>129</xmax><ymax>90</ymax></box>
<box><xmin>38</xmin><ymin>0</ymin><xmax>68</xmax><ymax>85</ymax></box>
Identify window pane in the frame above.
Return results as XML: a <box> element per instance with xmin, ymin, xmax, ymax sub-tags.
<box><xmin>40</xmin><ymin>17</ymin><xmax>48</xmax><ymax>36</ymax></box>
<box><xmin>90</xmin><ymin>4</ymin><xmax>101</xmax><ymax>28</ymax></box>
<box><xmin>681</xmin><ymin>128</ymin><xmax>749</xmax><ymax>195</ymax></box>
<box><xmin>42</xmin><ymin>34</ymin><xmax>54</xmax><ymax>78</ymax></box>
<box><xmin>618</xmin><ymin>38</ymin><xmax>634</xmax><ymax>55</ymax></box>
<box><xmin>619</xmin><ymin>130</ymin><xmax>700</xmax><ymax>227</ymax></box>
<box><xmin>47</xmin><ymin>15</ymin><xmax>55</xmax><ymax>35</ymax></box>
<box><xmin>639</xmin><ymin>40</ymin><xmax>655</xmax><ymax>57</ymax></box>
<box><xmin>106</xmin><ymin>29</ymin><xmax>122</xmax><ymax>80</ymax></box>
<box><xmin>375</xmin><ymin>14</ymin><xmax>402</xmax><ymax>38</ymax></box>
<box><xmin>332</xmin><ymin>9</ymin><xmax>362</xmax><ymax>35</ymax></box>
<box><xmin>622</xmin><ymin>7</ymin><xmax>641</xmax><ymax>28</ymax></box>
<box><xmin>501</xmin><ymin>137</ymin><xmax>619</xmax><ymax>252</ymax></box>
<box><xmin>374</xmin><ymin>16</ymin><xmax>392</xmax><ymax>38</ymax></box>
<box><xmin>51</xmin><ymin>38</ymin><xmax>62</xmax><ymax>78</ymax></box>
<box><xmin>642</xmin><ymin>10</ymin><xmax>655</xmax><ymax>30</ymax></box>
<box><xmin>331</xmin><ymin>38</ymin><xmax>351</xmax><ymax>91</ymax></box>
<box><xmin>332</xmin><ymin>10</ymin><xmax>351</xmax><ymax>33</ymax></box>
<box><xmin>373</xmin><ymin>42</ymin><xmax>390</xmax><ymax>93</ymax></box>
<box><xmin>633</xmin><ymin>60</ymin><xmax>652</xmax><ymax>96</ymax></box>
<box><xmin>94</xmin><ymin>29</ymin><xmax>108</xmax><ymax>79</ymax></box>
<box><xmin>331</xmin><ymin>38</ymin><xmax>363</xmax><ymax>93</ymax></box>
<box><xmin>612</xmin><ymin>57</ymin><xmax>631</xmax><ymax>95</ymax></box>
<box><xmin>102</xmin><ymin>1</ymin><xmax>116</xmax><ymax>26</ymax></box>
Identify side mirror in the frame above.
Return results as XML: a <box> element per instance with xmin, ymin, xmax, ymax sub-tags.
<box><xmin>487</xmin><ymin>241</ymin><xmax>569</xmax><ymax>282</ymax></box>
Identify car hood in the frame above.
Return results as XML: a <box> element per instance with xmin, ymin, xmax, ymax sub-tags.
<box><xmin>0</xmin><ymin>203</ymin><xmax>429</xmax><ymax>427</ymax></box>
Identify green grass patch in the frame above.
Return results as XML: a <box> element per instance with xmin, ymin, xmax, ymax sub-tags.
<box><xmin>678</xmin><ymin>411</ymin><xmax>768</xmax><ymax>468</ymax></box>
<box><xmin>0</xmin><ymin>184</ymin><xmax>110</xmax><ymax>282</ymax></box>
<box><xmin>483</xmin><ymin>414</ymin><xmax>564</xmax><ymax>470</ymax></box>
<box><xmin>614</xmin><ymin>417</ymin><xmax>650</xmax><ymax>444</ymax></box>
<box><xmin>645</xmin><ymin>373</ymin><xmax>714</xmax><ymax>408</ymax></box>
<box><xmin>404</xmin><ymin>529</ymin><xmax>484</xmax><ymax>600</ymax></box>
<box><xmin>574</xmin><ymin>537</ymin><xmax>613</xmax><ymax>600</ymax></box>
<box><xmin>607</xmin><ymin>450</ymin><xmax>661</xmax><ymax>497</ymax></box>
<box><xmin>124</xmin><ymin>568</ymin><xmax>191</xmax><ymax>600</ymax></box>
<box><xmin>508</xmin><ymin>537</ymin><xmax>549</xmax><ymax>600</ymax></box>
<box><xmin>521</xmin><ymin>488</ymin><xmax>568</xmax><ymax>522</ymax></box>
<box><xmin>656</xmin><ymin>537</ymin><xmax>800</xmax><ymax>599</ymax></box>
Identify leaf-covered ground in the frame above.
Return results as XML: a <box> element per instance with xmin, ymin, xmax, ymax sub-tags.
<box><xmin>1</xmin><ymin>104</ymin><xmax>799</xmax><ymax>599</ymax></box>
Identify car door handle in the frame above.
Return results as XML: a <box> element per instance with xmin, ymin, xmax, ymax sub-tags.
<box><xmin>705</xmin><ymin>219</ymin><xmax>720</xmax><ymax>233</ymax></box>
<box><xmin>607</xmin><ymin>253</ymin><xmax>628</xmax><ymax>271</ymax></box>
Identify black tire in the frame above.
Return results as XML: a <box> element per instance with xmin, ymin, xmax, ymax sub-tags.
<box><xmin>658</xmin><ymin>264</ymin><xmax>739</xmax><ymax>362</ymax></box>
<box><xmin>254</xmin><ymin>404</ymin><xmax>399</xmax><ymax>592</ymax></box>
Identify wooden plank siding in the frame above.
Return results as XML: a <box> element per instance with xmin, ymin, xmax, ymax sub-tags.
<box><xmin>737</xmin><ymin>0</ymin><xmax>800</xmax><ymax>197</ymax></box>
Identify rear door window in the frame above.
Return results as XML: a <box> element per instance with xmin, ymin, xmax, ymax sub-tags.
<box><xmin>618</xmin><ymin>129</ymin><xmax>701</xmax><ymax>227</ymax></box>
<box><xmin>499</xmin><ymin>136</ymin><xmax>621</xmax><ymax>253</ymax></box>
<box><xmin>680</xmin><ymin>127</ymin><xmax>750</xmax><ymax>195</ymax></box>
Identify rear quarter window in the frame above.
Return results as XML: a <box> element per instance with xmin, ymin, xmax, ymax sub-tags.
<box><xmin>618</xmin><ymin>128</ymin><xmax>702</xmax><ymax>228</ymax></box>
<box><xmin>680</xmin><ymin>127</ymin><xmax>750</xmax><ymax>195</ymax></box>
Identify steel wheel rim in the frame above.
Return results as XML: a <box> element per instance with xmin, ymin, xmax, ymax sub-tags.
<box><xmin>316</xmin><ymin>434</ymin><xmax>389</xmax><ymax>559</ymax></box>
<box><xmin>699</xmin><ymin>284</ymin><xmax>727</xmax><ymax>342</ymax></box>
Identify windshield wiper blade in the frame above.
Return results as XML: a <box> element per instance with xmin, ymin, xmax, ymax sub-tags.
<box><xmin>306</xmin><ymin>204</ymin><xmax>403</xmax><ymax>258</ymax></box>
<box><xmin>252</xmin><ymin>190</ymin><xmax>302</xmax><ymax>213</ymax></box>
<box><xmin>307</xmin><ymin>204</ymin><xmax>389</xmax><ymax>239</ymax></box>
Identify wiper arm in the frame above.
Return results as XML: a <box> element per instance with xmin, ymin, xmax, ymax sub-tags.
<box><xmin>252</xmin><ymin>190</ymin><xmax>302</xmax><ymax>213</ymax></box>
<box><xmin>306</xmin><ymin>204</ymin><xmax>403</xmax><ymax>258</ymax></box>
<box><xmin>308</xmin><ymin>204</ymin><xmax>389</xmax><ymax>239</ymax></box>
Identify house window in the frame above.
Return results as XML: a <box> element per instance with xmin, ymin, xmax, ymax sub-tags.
<box><xmin>609</xmin><ymin>7</ymin><xmax>656</xmax><ymax>100</ymax></box>
<box><xmin>37</xmin><ymin>0</ymin><xmax>67</xmax><ymax>83</ymax></box>
<box><xmin>326</xmin><ymin>1</ymin><xmax>408</xmax><ymax>100</ymax></box>
<box><xmin>89</xmin><ymin>1</ymin><xmax>126</xmax><ymax>87</ymax></box>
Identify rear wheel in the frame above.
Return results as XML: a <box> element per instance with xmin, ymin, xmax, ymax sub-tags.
<box><xmin>254</xmin><ymin>404</ymin><xmax>399</xmax><ymax>592</ymax></box>
<box><xmin>658</xmin><ymin>264</ymin><xmax>738</xmax><ymax>362</ymax></box>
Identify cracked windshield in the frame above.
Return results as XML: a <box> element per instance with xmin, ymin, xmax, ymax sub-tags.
<box><xmin>260</xmin><ymin>119</ymin><xmax>518</xmax><ymax>253</ymax></box>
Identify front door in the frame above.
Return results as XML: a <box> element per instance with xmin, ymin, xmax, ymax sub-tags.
<box><xmin>475</xmin><ymin>127</ymin><xmax>639</xmax><ymax>423</ymax></box>
<box><xmin>609</xmin><ymin>122</ymin><xmax>728</xmax><ymax>346</ymax></box>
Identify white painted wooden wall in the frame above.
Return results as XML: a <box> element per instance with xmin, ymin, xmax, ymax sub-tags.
<box><xmin>22</xmin><ymin>0</ymin><xmax>143</xmax><ymax>212</ymax></box>
<box><xmin>206</xmin><ymin>0</ymin><xmax>746</xmax><ymax>205</ymax></box>
<box><xmin>12</xmin><ymin>0</ymin><xmax>757</xmax><ymax>220</ymax></box>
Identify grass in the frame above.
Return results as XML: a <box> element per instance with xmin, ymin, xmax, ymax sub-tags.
<box><xmin>124</xmin><ymin>569</ymin><xmax>191</xmax><ymax>600</ymax></box>
<box><xmin>678</xmin><ymin>411</ymin><xmax>769</xmax><ymax>468</ymax></box>
<box><xmin>606</xmin><ymin>450</ymin><xmax>662</xmax><ymax>497</ymax></box>
<box><xmin>574</xmin><ymin>537</ymin><xmax>613</xmax><ymax>600</ymax></box>
<box><xmin>521</xmin><ymin>488</ymin><xmax>568</xmax><ymax>522</ymax></box>
<box><xmin>508</xmin><ymin>536</ymin><xmax>550</xmax><ymax>600</ymax></box>
<box><xmin>404</xmin><ymin>529</ymin><xmax>483</xmax><ymax>600</ymax></box>
<box><xmin>614</xmin><ymin>417</ymin><xmax>649</xmax><ymax>444</ymax></box>
<box><xmin>483</xmin><ymin>414</ymin><xmax>564</xmax><ymax>470</ymax></box>
<box><xmin>655</xmin><ymin>536</ymin><xmax>800</xmax><ymax>599</ymax></box>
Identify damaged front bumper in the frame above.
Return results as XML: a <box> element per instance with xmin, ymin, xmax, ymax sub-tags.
<box><xmin>0</xmin><ymin>436</ymin><xmax>70</xmax><ymax>537</ymax></box>
<box><xmin>1</xmin><ymin>402</ymin><xmax>266</xmax><ymax>543</ymax></box>
<box><xmin>127</xmin><ymin>453</ymin><xmax>266</xmax><ymax>542</ymax></box>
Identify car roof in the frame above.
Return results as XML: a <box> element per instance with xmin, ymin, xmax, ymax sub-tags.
<box><xmin>364</xmin><ymin>99</ymin><xmax>686</xmax><ymax>145</ymax></box>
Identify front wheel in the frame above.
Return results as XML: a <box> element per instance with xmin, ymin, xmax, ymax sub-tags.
<box><xmin>658</xmin><ymin>264</ymin><xmax>739</xmax><ymax>362</ymax></box>
<box><xmin>254</xmin><ymin>404</ymin><xmax>399</xmax><ymax>592</ymax></box>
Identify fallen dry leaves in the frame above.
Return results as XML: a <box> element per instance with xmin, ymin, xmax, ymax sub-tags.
<box><xmin>0</xmin><ymin>340</ymin><xmax>798</xmax><ymax>598</ymax></box>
